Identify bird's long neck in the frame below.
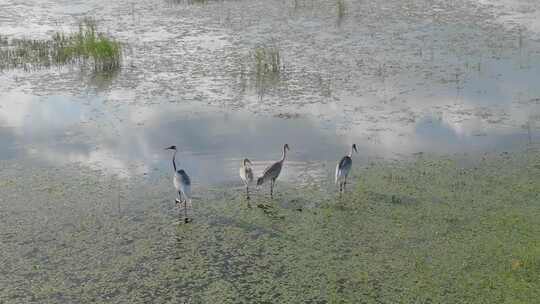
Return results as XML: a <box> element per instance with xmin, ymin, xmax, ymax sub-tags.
<box><xmin>281</xmin><ymin>146</ymin><xmax>287</xmax><ymax>162</ymax></box>
<box><xmin>172</xmin><ymin>150</ymin><xmax>177</xmax><ymax>171</ymax></box>
<box><xmin>348</xmin><ymin>146</ymin><xmax>354</xmax><ymax>158</ymax></box>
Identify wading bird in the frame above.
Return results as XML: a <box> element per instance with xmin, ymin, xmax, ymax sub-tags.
<box><xmin>239</xmin><ymin>158</ymin><xmax>254</xmax><ymax>200</ymax></box>
<box><xmin>166</xmin><ymin>145</ymin><xmax>192</xmax><ymax>223</ymax></box>
<box><xmin>257</xmin><ymin>144</ymin><xmax>290</xmax><ymax>199</ymax></box>
<box><xmin>335</xmin><ymin>144</ymin><xmax>358</xmax><ymax>195</ymax></box>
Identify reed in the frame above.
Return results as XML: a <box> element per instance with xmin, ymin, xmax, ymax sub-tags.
<box><xmin>0</xmin><ymin>19</ymin><xmax>122</xmax><ymax>72</ymax></box>
<box><xmin>252</xmin><ymin>46</ymin><xmax>282</xmax><ymax>78</ymax></box>
<box><xmin>337</xmin><ymin>0</ymin><xmax>346</xmax><ymax>22</ymax></box>
<box><xmin>251</xmin><ymin>45</ymin><xmax>283</xmax><ymax>97</ymax></box>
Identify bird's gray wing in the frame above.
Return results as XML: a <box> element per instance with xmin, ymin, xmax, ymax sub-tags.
<box><xmin>177</xmin><ymin>170</ymin><xmax>191</xmax><ymax>186</ymax></box>
<box><xmin>257</xmin><ymin>161</ymin><xmax>283</xmax><ymax>185</ymax></box>
<box><xmin>262</xmin><ymin>161</ymin><xmax>282</xmax><ymax>178</ymax></box>
<box><xmin>338</xmin><ymin>156</ymin><xmax>352</xmax><ymax>172</ymax></box>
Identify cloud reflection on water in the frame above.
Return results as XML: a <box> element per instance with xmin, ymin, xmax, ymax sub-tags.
<box><xmin>0</xmin><ymin>90</ymin><xmax>536</xmax><ymax>184</ymax></box>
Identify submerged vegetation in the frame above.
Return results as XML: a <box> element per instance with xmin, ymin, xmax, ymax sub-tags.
<box><xmin>2</xmin><ymin>150</ymin><xmax>540</xmax><ymax>302</ymax></box>
<box><xmin>0</xmin><ymin>19</ymin><xmax>122</xmax><ymax>72</ymax></box>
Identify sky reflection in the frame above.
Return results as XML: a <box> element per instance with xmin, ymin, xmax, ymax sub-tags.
<box><xmin>0</xmin><ymin>91</ymin><xmax>536</xmax><ymax>184</ymax></box>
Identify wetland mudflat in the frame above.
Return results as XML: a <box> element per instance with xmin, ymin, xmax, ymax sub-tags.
<box><xmin>2</xmin><ymin>150</ymin><xmax>540</xmax><ymax>303</ymax></box>
<box><xmin>1</xmin><ymin>0</ymin><xmax>540</xmax><ymax>302</ymax></box>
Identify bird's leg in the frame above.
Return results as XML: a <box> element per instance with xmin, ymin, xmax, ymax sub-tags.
<box><xmin>184</xmin><ymin>200</ymin><xmax>188</xmax><ymax>222</ymax></box>
<box><xmin>344</xmin><ymin>176</ymin><xmax>347</xmax><ymax>192</ymax></box>
<box><xmin>176</xmin><ymin>192</ymin><xmax>182</xmax><ymax>205</ymax></box>
<box><xmin>339</xmin><ymin>182</ymin><xmax>343</xmax><ymax>196</ymax></box>
<box><xmin>270</xmin><ymin>179</ymin><xmax>274</xmax><ymax>199</ymax></box>
<box><xmin>246</xmin><ymin>185</ymin><xmax>252</xmax><ymax>208</ymax></box>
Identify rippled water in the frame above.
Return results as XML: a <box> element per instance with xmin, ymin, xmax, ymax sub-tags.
<box><xmin>1</xmin><ymin>0</ymin><xmax>540</xmax><ymax>190</ymax></box>
<box><xmin>1</xmin><ymin>0</ymin><xmax>540</xmax><ymax>184</ymax></box>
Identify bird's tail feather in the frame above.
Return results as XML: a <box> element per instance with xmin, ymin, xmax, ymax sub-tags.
<box><xmin>257</xmin><ymin>177</ymin><xmax>264</xmax><ymax>186</ymax></box>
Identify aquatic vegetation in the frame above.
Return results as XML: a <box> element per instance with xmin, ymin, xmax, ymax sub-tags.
<box><xmin>251</xmin><ymin>45</ymin><xmax>284</xmax><ymax>97</ymax></box>
<box><xmin>252</xmin><ymin>45</ymin><xmax>282</xmax><ymax>78</ymax></box>
<box><xmin>0</xmin><ymin>34</ymin><xmax>8</xmax><ymax>46</ymax></box>
<box><xmin>318</xmin><ymin>74</ymin><xmax>332</xmax><ymax>98</ymax></box>
<box><xmin>0</xmin><ymin>19</ymin><xmax>122</xmax><ymax>72</ymax></box>
<box><xmin>2</xmin><ymin>149</ymin><xmax>540</xmax><ymax>303</ymax></box>
<box><xmin>337</xmin><ymin>0</ymin><xmax>346</xmax><ymax>23</ymax></box>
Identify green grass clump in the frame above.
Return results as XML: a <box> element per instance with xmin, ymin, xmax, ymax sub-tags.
<box><xmin>337</xmin><ymin>0</ymin><xmax>346</xmax><ymax>23</ymax></box>
<box><xmin>251</xmin><ymin>45</ymin><xmax>283</xmax><ymax>97</ymax></box>
<box><xmin>253</xmin><ymin>45</ymin><xmax>282</xmax><ymax>77</ymax></box>
<box><xmin>0</xmin><ymin>19</ymin><xmax>121</xmax><ymax>72</ymax></box>
<box><xmin>0</xmin><ymin>34</ymin><xmax>8</xmax><ymax>46</ymax></box>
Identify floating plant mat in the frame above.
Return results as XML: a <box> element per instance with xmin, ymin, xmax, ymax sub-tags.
<box><xmin>0</xmin><ymin>20</ymin><xmax>121</xmax><ymax>72</ymax></box>
<box><xmin>1</xmin><ymin>148</ymin><xmax>540</xmax><ymax>303</ymax></box>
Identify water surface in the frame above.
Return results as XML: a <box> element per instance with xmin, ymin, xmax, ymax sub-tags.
<box><xmin>1</xmin><ymin>0</ymin><xmax>540</xmax><ymax>184</ymax></box>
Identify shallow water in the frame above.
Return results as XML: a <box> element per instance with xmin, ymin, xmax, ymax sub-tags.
<box><xmin>1</xmin><ymin>0</ymin><xmax>540</xmax><ymax>184</ymax></box>
<box><xmin>1</xmin><ymin>90</ymin><xmax>538</xmax><ymax>185</ymax></box>
<box><xmin>1</xmin><ymin>0</ymin><xmax>540</xmax><ymax>302</ymax></box>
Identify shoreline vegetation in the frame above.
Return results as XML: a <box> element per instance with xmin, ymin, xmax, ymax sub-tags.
<box><xmin>1</xmin><ymin>149</ymin><xmax>539</xmax><ymax>302</ymax></box>
<box><xmin>0</xmin><ymin>19</ymin><xmax>122</xmax><ymax>72</ymax></box>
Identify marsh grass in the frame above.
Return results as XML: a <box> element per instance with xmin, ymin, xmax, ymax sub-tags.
<box><xmin>337</xmin><ymin>0</ymin><xmax>346</xmax><ymax>24</ymax></box>
<box><xmin>0</xmin><ymin>19</ymin><xmax>121</xmax><ymax>72</ymax></box>
<box><xmin>2</xmin><ymin>150</ymin><xmax>540</xmax><ymax>303</ymax></box>
<box><xmin>317</xmin><ymin>73</ymin><xmax>333</xmax><ymax>98</ymax></box>
<box><xmin>0</xmin><ymin>34</ymin><xmax>8</xmax><ymax>46</ymax></box>
<box><xmin>253</xmin><ymin>46</ymin><xmax>282</xmax><ymax>76</ymax></box>
<box><xmin>251</xmin><ymin>45</ymin><xmax>283</xmax><ymax>97</ymax></box>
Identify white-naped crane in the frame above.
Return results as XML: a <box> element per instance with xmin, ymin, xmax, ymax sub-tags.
<box><xmin>335</xmin><ymin>144</ymin><xmax>358</xmax><ymax>195</ymax></box>
<box><xmin>166</xmin><ymin>145</ymin><xmax>192</xmax><ymax>223</ymax></box>
<box><xmin>239</xmin><ymin>158</ymin><xmax>254</xmax><ymax>200</ymax></box>
<box><xmin>257</xmin><ymin>144</ymin><xmax>290</xmax><ymax>199</ymax></box>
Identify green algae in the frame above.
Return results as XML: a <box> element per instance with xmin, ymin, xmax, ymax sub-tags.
<box><xmin>1</xmin><ymin>150</ymin><xmax>540</xmax><ymax>303</ymax></box>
